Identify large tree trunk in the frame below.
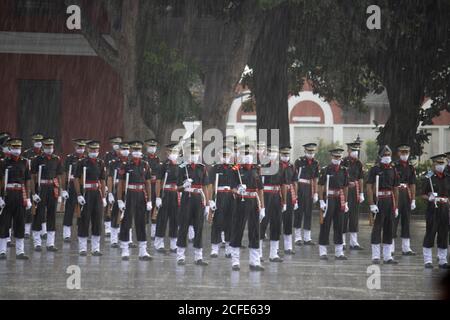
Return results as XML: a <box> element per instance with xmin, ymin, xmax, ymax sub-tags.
<box><xmin>251</xmin><ymin>3</ymin><xmax>291</xmax><ymax>146</ymax></box>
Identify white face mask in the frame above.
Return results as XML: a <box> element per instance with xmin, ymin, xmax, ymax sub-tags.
<box><xmin>221</xmin><ymin>157</ymin><xmax>232</xmax><ymax>164</ymax></box>
<box><xmin>268</xmin><ymin>152</ymin><xmax>278</xmax><ymax>161</ymax></box>
<box><xmin>10</xmin><ymin>148</ymin><xmax>21</xmax><ymax>157</ymax></box>
<box><xmin>242</xmin><ymin>154</ymin><xmax>253</xmax><ymax>164</ymax></box>
<box><xmin>380</xmin><ymin>156</ymin><xmax>391</xmax><ymax>164</ymax></box>
<box><xmin>331</xmin><ymin>159</ymin><xmax>341</xmax><ymax>165</ymax></box>
<box><xmin>88</xmin><ymin>152</ymin><xmax>99</xmax><ymax>159</ymax></box>
<box><xmin>132</xmin><ymin>151</ymin><xmax>143</xmax><ymax>159</ymax></box>
<box><xmin>112</xmin><ymin>144</ymin><xmax>120</xmax><ymax>151</ymax></box>
<box><xmin>43</xmin><ymin>148</ymin><xmax>54</xmax><ymax>155</ymax></box>
<box><xmin>435</xmin><ymin>164</ymin><xmax>446</xmax><ymax>173</ymax></box>
<box><xmin>350</xmin><ymin>151</ymin><xmax>358</xmax><ymax>159</ymax></box>
<box><xmin>168</xmin><ymin>153</ymin><xmax>178</xmax><ymax>162</ymax></box>
<box><xmin>280</xmin><ymin>156</ymin><xmax>290</xmax><ymax>162</ymax></box>
<box><xmin>3</xmin><ymin>147</ymin><xmax>9</xmax><ymax>153</ymax></box>
<box><xmin>121</xmin><ymin>150</ymin><xmax>129</xmax><ymax>157</ymax></box>
<box><xmin>33</xmin><ymin>142</ymin><xmax>42</xmax><ymax>149</ymax></box>
<box><xmin>147</xmin><ymin>146</ymin><xmax>157</xmax><ymax>154</ymax></box>
<box><xmin>76</xmin><ymin>147</ymin><xmax>85</xmax><ymax>154</ymax></box>
<box><xmin>400</xmin><ymin>154</ymin><xmax>409</xmax><ymax>161</ymax></box>
<box><xmin>305</xmin><ymin>153</ymin><xmax>315</xmax><ymax>159</ymax></box>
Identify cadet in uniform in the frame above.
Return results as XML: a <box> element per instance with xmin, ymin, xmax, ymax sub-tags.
<box><xmin>421</xmin><ymin>154</ymin><xmax>449</xmax><ymax>269</ymax></box>
<box><xmin>61</xmin><ymin>139</ymin><xmax>86</xmax><ymax>242</ymax></box>
<box><xmin>367</xmin><ymin>145</ymin><xmax>399</xmax><ymax>264</ymax></box>
<box><xmin>318</xmin><ymin>148</ymin><xmax>349</xmax><ymax>260</ymax></box>
<box><xmin>117</xmin><ymin>141</ymin><xmax>153</xmax><ymax>260</ymax></box>
<box><xmin>294</xmin><ymin>143</ymin><xmax>319</xmax><ymax>246</ymax></box>
<box><xmin>341</xmin><ymin>142</ymin><xmax>365</xmax><ymax>250</ymax></box>
<box><xmin>0</xmin><ymin>133</ymin><xmax>13</xmax><ymax>247</ymax></box>
<box><xmin>176</xmin><ymin>144</ymin><xmax>210</xmax><ymax>266</ymax></box>
<box><xmin>154</xmin><ymin>144</ymin><xmax>181</xmax><ymax>253</ymax></box>
<box><xmin>230</xmin><ymin>144</ymin><xmax>265</xmax><ymax>271</ymax></box>
<box><xmin>392</xmin><ymin>144</ymin><xmax>417</xmax><ymax>256</ymax></box>
<box><xmin>30</xmin><ymin>138</ymin><xmax>62</xmax><ymax>252</ymax></box>
<box><xmin>74</xmin><ymin>141</ymin><xmax>107</xmax><ymax>256</ymax></box>
<box><xmin>143</xmin><ymin>139</ymin><xmax>161</xmax><ymax>240</ymax></box>
<box><xmin>0</xmin><ymin>138</ymin><xmax>32</xmax><ymax>260</ymax></box>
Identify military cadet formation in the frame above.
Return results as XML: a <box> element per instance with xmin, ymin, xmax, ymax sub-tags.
<box><xmin>0</xmin><ymin>131</ymin><xmax>449</xmax><ymax>271</ymax></box>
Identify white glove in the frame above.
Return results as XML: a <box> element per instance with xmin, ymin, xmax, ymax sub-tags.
<box><xmin>108</xmin><ymin>192</ymin><xmax>115</xmax><ymax>205</ymax></box>
<box><xmin>344</xmin><ymin>202</ymin><xmax>349</xmax><ymax>213</ymax></box>
<box><xmin>237</xmin><ymin>184</ymin><xmax>247</xmax><ymax>195</ymax></box>
<box><xmin>394</xmin><ymin>208</ymin><xmax>399</xmax><ymax>218</ymax></box>
<box><xmin>319</xmin><ymin>200</ymin><xmax>326</xmax><ymax>211</ymax></box>
<box><xmin>204</xmin><ymin>205</ymin><xmax>210</xmax><ymax>217</ymax></box>
<box><xmin>411</xmin><ymin>199</ymin><xmax>416</xmax><ymax>210</ymax></box>
<box><xmin>32</xmin><ymin>194</ymin><xmax>41</xmax><ymax>203</ymax></box>
<box><xmin>61</xmin><ymin>190</ymin><xmax>69</xmax><ymax>200</ymax></box>
<box><xmin>183</xmin><ymin>178</ymin><xmax>193</xmax><ymax>189</ymax></box>
<box><xmin>209</xmin><ymin>200</ymin><xmax>216</xmax><ymax>211</ymax></box>
<box><xmin>370</xmin><ymin>204</ymin><xmax>379</xmax><ymax>214</ymax></box>
<box><xmin>118</xmin><ymin>200</ymin><xmax>126</xmax><ymax>211</ymax></box>
<box><xmin>102</xmin><ymin>198</ymin><xmax>107</xmax><ymax>208</ymax></box>
<box><xmin>25</xmin><ymin>198</ymin><xmax>32</xmax><ymax>210</ymax></box>
<box><xmin>428</xmin><ymin>192</ymin><xmax>438</xmax><ymax>202</ymax></box>
<box><xmin>146</xmin><ymin>201</ymin><xmax>153</xmax><ymax>211</ymax></box>
<box><xmin>294</xmin><ymin>201</ymin><xmax>299</xmax><ymax>210</ymax></box>
<box><xmin>282</xmin><ymin>204</ymin><xmax>287</xmax><ymax>212</ymax></box>
<box><xmin>359</xmin><ymin>193</ymin><xmax>365</xmax><ymax>203</ymax></box>
<box><xmin>259</xmin><ymin>208</ymin><xmax>266</xmax><ymax>222</ymax></box>
<box><xmin>0</xmin><ymin>197</ymin><xmax>5</xmax><ymax>209</ymax></box>
<box><xmin>77</xmin><ymin>195</ymin><xmax>86</xmax><ymax>206</ymax></box>
<box><xmin>313</xmin><ymin>193</ymin><xmax>319</xmax><ymax>203</ymax></box>
<box><xmin>155</xmin><ymin>197</ymin><xmax>162</xmax><ymax>208</ymax></box>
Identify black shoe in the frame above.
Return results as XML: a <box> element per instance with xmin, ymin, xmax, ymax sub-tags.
<box><xmin>7</xmin><ymin>241</ymin><xmax>14</xmax><ymax>248</ymax></box>
<box><xmin>195</xmin><ymin>259</ymin><xmax>208</xmax><ymax>266</ymax></box>
<box><xmin>16</xmin><ymin>253</ymin><xmax>29</xmax><ymax>260</ymax></box>
<box><xmin>303</xmin><ymin>240</ymin><xmax>315</xmax><ymax>246</ymax></box>
<box><xmin>41</xmin><ymin>234</ymin><xmax>47</xmax><ymax>240</ymax></box>
<box><xmin>335</xmin><ymin>255</ymin><xmax>348</xmax><ymax>260</ymax></box>
<box><xmin>150</xmin><ymin>236</ymin><xmax>155</xmax><ymax>241</ymax></box>
<box><xmin>79</xmin><ymin>251</ymin><xmax>87</xmax><ymax>256</ymax></box>
<box><xmin>24</xmin><ymin>234</ymin><xmax>30</xmax><ymax>239</ymax></box>
<box><xmin>47</xmin><ymin>246</ymin><xmax>58</xmax><ymax>252</ymax></box>
<box><xmin>177</xmin><ymin>259</ymin><xmax>185</xmax><ymax>266</ymax></box>
<box><xmin>105</xmin><ymin>233</ymin><xmax>111</xmax><ymax>237</ymax></box>
<box><xmin>128</xmin><ymin>243</ymin><xmax>137</xmax><ymax>248</ymax></box>
<box><xmin>350</xmin><ymin>245</ymin><xmax>364</xmax><ymax>250</ymax></box>
<box><xmin>210</xmin><ymin>253</ymin><xmax>218</xmax><ymax>258</ymax></box>
<box><xmin>424</xmin><ymin>263</ymin><xmax>433</xmax><ymax>269</ymax></box>
<box><xmin>122</xmin><ymin>256</ymin><xmax>130</xmax><ymax>261</ymax></box>
<box><xmin>343</xmin><ymin>245</ymin><xmax>347</xmax><ymax>251</ymax></box>
<box><xmin>156</xmin><ymin>248</ymin><xmax>167</xmax><ymax>254</ymax></box>
<box><xmin>111</xmin><ymin>243</ymin><xmax>119</xmax><ymax>248</ymax></box>
<box><xmin>232</xmin><ymin>265</ymin><xmax>240</xmax><ymax>271</ymax></box>
<box><xmin>249</xmin><ymin>264</ymin><xmax>264</xmax><ymax>271</ymax></box>
<box><xmin>284</xmin><ymin>249</ymin><xmax>295</xmax><ymax>255</ymax></box>
<box><xmin>439</xmin><ymin>263</ymin><xmax>450</xmax><ymax>269</ymax></box>
<box><xmin>295</xmin><ymin>240</ymin><xmax>303</xmax><ymax>246</ymax></box>
<box><xmin>64</xmin><ymin>238</ymin><xmax>71</xmax><ymax>243</ymax></box>
<box><xmin>225</xmin><ymin>253</ymin><xmax>231</xmax><ymax>259</ymax></box>
<box><xmin>320</xmin><ymin>255</ymin><xmax>328</xmax><ymax>260</ymax></box>
<box><xmin>372</xmin><ymin>259</ymin><xmax>380</xmax><ymax>264</ymax></box>
<box><xmin>220</xmin><ymin>242</ymin><xmax>226</xmax><ymax>248</ymax></box>
<box><xmin>34</xmin><ymin>245</ymin><xmax>42</xmax><ymax>252</ymax></box>
<box><xmin>92</xmin><ymin>251</ymin><xmax>103</xmax><ymax>256</ymax></box>
<box><xmin>0</xmin><ymin>253</ymin><xmax>7</xmax><ymax>260</ymax></box>
<box><xmin>269</xmin><ymin>257</ymin><xmax>283</xmax><ymax>263</ymax></box>
<box><xmin>139</xmin><ymin>255</ymin><xmax>153</xmax><ymax>261</ymax></box>
<box><xmin>402</xmin><ymin>250</ymin><xmax>416</xmax><ymax>256</ymax></box>
<box><xmin>169</xmin><ymin>248</ymin><xmax>177</xmax><ymax>253</ymax></box>
<box><xmin>384</xmin><ymin>259</ymin><xmax>398</xmax><ymax>265</ymax></box>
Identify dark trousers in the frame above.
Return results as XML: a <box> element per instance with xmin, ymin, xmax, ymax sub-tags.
<box><xmin>282</xmin><ymin>191</ymin><xmax>294</xmax><ymax>235</ymax></box>
<box><xmin>25</xmin><ymin>182</ymin><xmax>37</xmax><ymax>225</ymax></box>
<box><xmin>211</xmin><ymin>192</ymin><xmax>234</xmax><ymax>244</ymax></box>
<box><xmin>155</xmin><ymin>191</ymin><xmax>178</xmax><ymax>238</ymax></box>
<box><xmin>318</xmin><ymin>197</ymin><xmax>344</xmax><ymax>245</ymax></box>
<box><xmin>176</xmin><ymin>193</ymin><xmax>204</xmax><ymax>249</ymax></box>
<box><xmin>32</xmin><ymin>185</ymin><xmax>56</xmax><ymax>232</ymax></box>
<box><xmin>119</xmin><ymin>191</ymin><xmax>147</xmax><ymax>242</ymax></box>
<box><xmin>370</xmin><ymin>197</ymin><xmax>394</xmax><ymax>244</ymax></box>
<box><xmin>260</xmin><ymin>193</ymin><xmax>282</xmax><ymax>241</ymax></box>
<box><xmin>147</xmin><ymin>181</ymin><xmax>157</xmax><ymax>224</ymax></box>
<box><xmin>423</xmin><ymin>203</ymin><xmax>449</xmax><ymax>249</ymax></box>
<box><xmin>63</xmin><ymin>182</ymin><xmax>78</xmax><ymax>227</ymax></box>
<box><xmin>0</xmin><ymin>191</ymin><xmax>25</xmax><ymax>238</ymax></box>
<box><xmin>294</xmin><ymin>183</ymin><xmax>313</xmax><ymax>230</ymax></box>
<box><xmin>343</xmin><ymin>187</ymin><xmax>359</xmax><ymax>233</ymax></box>
<box><xmin>230</xmin><ymin>197</ymin><xmax>259</xmax><ymax>249</ymax></box>
<box><xmin>110</xmin><ymin>201</ymin><xmax>120</xmax><ymax>228</ymax></box>
<box><xmin>393</xmin><ymin>189</ymin><xmax>411</xmax><ymax>239</ymax></box>
<box><xmin>77</xmin><ymin>190</ymin><xmax>102</xmax><ymax>237</ymax></box>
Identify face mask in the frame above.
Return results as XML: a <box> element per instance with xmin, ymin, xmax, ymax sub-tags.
<box><xmin>400</xmin><ymin>154</ymin><xmax>409</xmax><ymax>161</ymax></box>
<box><xmin>88</xmin><ymin>152</ymin><xmax>99</xmax><ymax>159</ymax></box>
<box><xmin>112</xmin><ymin>144</ymin><xmax>120</xmax><ymax>151</ymax></box>
<box><xmin>242</xmin><ymin>155</ymin><xmax>253</xmax><ymax>164</ymax></box>
<box><xmin>305</xmin><ymin>153</ymin><xmax>315</xmax><ymax>159</ymax></box>
<box><xmin>269</xmin><ymin>152</ymin><xmax>278</xmax><ymax>161</ymax></box>
<box><xmin>147</xmin><ymin>146</ymin><xmax>157</xmax><ymax>154</ymax></box>
<box><xmin>43</xmin><ymin>148</ymin><xmax>54</xmax><ymax>155</ymax></box>
<box><xmin>380</xmin><ymin>156</ymin><xmax>391</xmax><ymax>164</ymax></box>
<box><xmin>2</xmin><ymin>147</ymin><xmax>9</xmax><ymax>153</ymax></box>
<box><xmin>350</xmin><ymin>151</ymin><xmax>358</xmax><ymax>159</ymax></box>
<box><xmin>168</xmin><ymin>154</ymin><xmax>178</xmax><ymax>161</ymax></box>
<box><xmin>33</xmin><ymin>142</ymin><xmax>42</xmax><ymax>148</ymax></box>
<box><xmin>10</xmin><ymin>148</ymin><xmax>21</xmax><ymax>157</ymax></box>
<box><xmin>331</xmin><ymin>159</ymin><xmax>341</xmax><ymax>165</ymax></box>
<box><xmin>190</xmin><ymin>154</ymin><xmax>200</xmax><ymax>163</ymax></box>
<box><xmin>132</xmin><ymin>151</ymin><xmax>142</xmax><ymax>158</ymax></box>
<box><xmin>221</xmin><ymin>157</ymin><xmax>232</xmax><ymax>164</ymax></box>
<box><xmin>280</xmin><ymin>156</ymin><xmax>290</xmax><ymax>162</ymax></box>
<box><xmin>76</xmin><ymin>147</ymin><xmax>85</xmax><ymax>154</ymax></box>
<box><xmin>121</xmin><ymin>150</ymin><xmax>129</xmax><ymax>157</ymax></box>
<box><xmin>435</xmin><ymin>164</ymin><xmax>446</xmax><ymax>173</ymax></box>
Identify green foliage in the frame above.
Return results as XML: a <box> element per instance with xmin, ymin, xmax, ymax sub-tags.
<box><xmin>365</xmin><ymin>140</ymin><xmax>378</xmax><ymax>163</ymax></box>
<box><xmin>315</xmin><ymin>139</ymin><xmax>340</xmax><ymax>167</ymax></box>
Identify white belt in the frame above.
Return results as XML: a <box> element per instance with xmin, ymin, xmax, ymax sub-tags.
<box><xmin>40</xmin><ymin>179</ymin><xmax>54</xmax><ymax>184</ymax></box>
<box><xmin>84</xmin><ymin>183</ymin><xmax>99</xmax><ymax>189</ymax></box>
<box><xmin>435</xmin><ymin>197</ymin><xmax>449</xmax><ymax>203</ymax></box>
<box><xmin>327</xmin><ymin>190</ymin><xmax>342</xmax><ymax>196</ymax></box>
<box><xmin>398</xmin><ymin>183</ymin><xmax>409</xmax><ymax>189</ymax></box>
<box><xmin>240</xmin><ymin>191</ymin><xmax>258</xmax><ymax>197</ymax></box>
<box><xmin>217</xmin><ymin>186</ymin><xmax>231</xmax><ymax>191</ymax></box>
<box><xmin>128</xmin><ymin>184</ymin><xmax>145</xmax><ymax>190</ymax></box>
<box><xmin>185</xmin><ymin>188</ymin><xmax>203</xmax><ymax>194</ymax></box>
<box><xmin>378</xmin><ymin>190</ymin><xmax>392</xmax><ymax>196</ymax></box>
<box><xmin>6</xmin><ymin>183</ymin><xmax>22</xmax><ymax>188</ymax></box>
<box><xmin>298</xmin><ymin>178</ymin><xmax>311</xmax><ymax>184</ymax></box>
<box><xmin>263</xmin><ymin>185</ymin><xmax>280</xmax><ymax>191</ymax></box>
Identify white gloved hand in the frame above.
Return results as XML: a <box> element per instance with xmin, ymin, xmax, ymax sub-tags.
<box><xmin>370</xmin><ymin>204</ymin><xmax>379</xmax><ymax>214</ymax></box>
<box><xmin>237</xmin><ymin>184</ymin><xmax>247</xmax><ymax>195</ymax></box>
<box><xmin>155</xmin><ymin>197</ymin><xmax>162</xmax><ymax>208</ymax></box>
<box><xmin>319</xmin><ymin>200</ymin><xmax>326</xmax><ymax>211</ymax></box>
<box><xmin>313</xmin><ymin>193</ymin><xmax>319</xmax><ymax>203</ymax></box>
<box><xmin>32</xmin><ymin>194</ymin><xmax>41</xmax><ymax>203</ymax></box>
<box><xmin>411</xmin><ymin>199</ymin><xmax>416</xmax><ymax>210</ymax></box>
<box><xmin>344</xmin><ymin>202</ymin><xmax>349</xmax><ymax>213</ymax></box>
<box><xmin>209</xmin><ymin>200</ymin><xmax>216</xmax><ymax>211</ymax></box>
<box><xmin>428</xmin><ymin>192</ymin><xmax>438</xmax><ymax>202</ymax></box>
<box><xmin>282</xmin><ymin>204</ymin><xmax>287</xmax><ymax>212</ymax></box>
<box><xmin>259</xmin><ymin>208</ymin><xmax>266</xmax><ymax>222</ymax></box>
<box><xmin>77</xmin><ymin>195</ymin><xmax>86</xmax><ymax>206</ymax></box>
<box><xmin>183</xmin><ymin>178</ymin><xmax>193</xmax><ymax>189</ymax></box>
<box><xmin>0</xmin><ymin>197</ymin><xmax>5</xmax><ymax>209</ymax></box>
<box><xmin>394</xmin><ymin>208</ymin><xmax>399</xmax><ymax>218</ymax></box>
<box><xmin>61</xmin><ymin>190</ymin><xmax>69</xmax><ymax>200</ymax></box>
<box><xmin>204</xmin><ymin>206</ymin><xmax>210</xmax><ymax>217</ymax></box>
<box><xmin>146</xmin><ymin>201</ymin><xmax>152</xmax><ymax>211</ymax></box>
<box><xmin>25</xmin><ymin>198</ymin><xmax>32</xmax><ymax>210</ymax></box>
<box><xmin>294</xmin><ymin>201</ymin><xmax>299</xmax><ymax>210</ymax></box>
<box><xmin>102</xmin><ymin>198</ymin><xmax>107</xmax><ymax>208</ymax></box>
<box><xmin>118</xmin><ymin>200</ymin><xmax>126</xmax><ymax>211</ymax></box>
<box><xmin>359</xmin><ymin>192</ymin><xmax>365</xmax><ymax>203</ymax></box>
<box><xmin>108</xmin><ymin>192</ymin><xmax>115</xmax><ymax>205</ymax></box>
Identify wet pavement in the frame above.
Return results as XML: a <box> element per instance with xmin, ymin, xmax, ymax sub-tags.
<box><xmin>0</xmin><ymin>213</ymin><xmax>446</xmax><ymax>300</ymax></box>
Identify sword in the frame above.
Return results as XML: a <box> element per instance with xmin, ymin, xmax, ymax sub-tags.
<box><xmin>65</xmin><ymin>164</ymin><xmax>72</xmax><ymax>207</ymax></box>
<box><xmin>37</xmin><ymin>164</ymin><xmax>43</xmax><ymax>195</ymax></box>
<box><xmin>297</xmin><ymin>166</ymin><xmax>302</xmax><ymax>182</ymax></box>
<box><xmin>236</xmin><ymin>166</ymin><xmax>245</xmax><ymax>202</ymax></box>
<box><xmin>81</xmin><ymin>166</ymin><xmax>87</xmax><ymax>212</ymax></box>
<box><xmin>323</xmin><ymin>174</ymin><xmax>330</xmax><ymax>219</ymax></box>
<box><xmin>374</xmin><ymin>174</ymin><xmax>380</xmax><ymax>221</ymax></box>
<box><xmin>120</xmin><ymin>172</ymin><xmax>129</xmax><ymax>223</ymax></box>
<box><xmin>425</xmin><ymin>170</ymin><xmax>438</xmax><ymax>208</ymax></box>
<box><xmin>0</xmin><ymin>169</ymin><xmax>8</xmax><ymax>215</ymax></box>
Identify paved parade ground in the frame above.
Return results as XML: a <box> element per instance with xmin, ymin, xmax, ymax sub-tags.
<box><xmin>0</xmin><ymin>212</ymin><xmax>446</xmax><ymax>300</ymax></box>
